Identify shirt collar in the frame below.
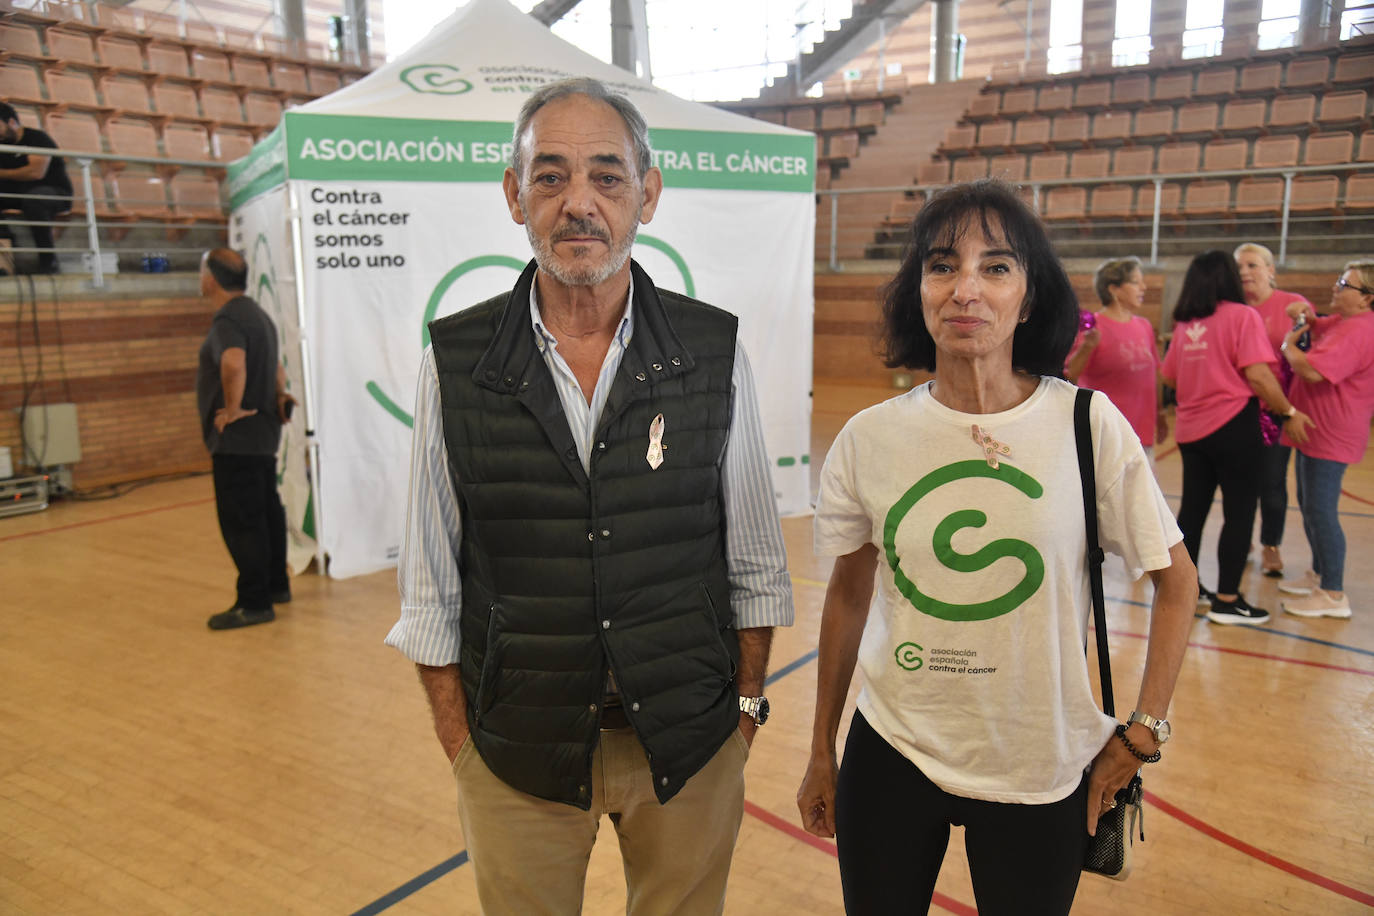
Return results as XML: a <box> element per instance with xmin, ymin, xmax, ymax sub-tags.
<box><xmin>528</xmin><ymin>272</ymin><xmax>635</xmax><ymax>355</ymax></box>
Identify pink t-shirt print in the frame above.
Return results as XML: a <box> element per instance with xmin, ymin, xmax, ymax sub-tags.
<box><xmin>1162</xmin><ymin>301</ymin><xmax>1276</xmax><ymax>443</ymax></box>
<box><xmin>1283</xmin><ymin>311</ymin><xmax>1374</xmax><ymax>464</ymax></box>
<box><xmin>1071</xmin><ymin>316</ymin><xmax>1161</xmax><ymax>445</ymax></box>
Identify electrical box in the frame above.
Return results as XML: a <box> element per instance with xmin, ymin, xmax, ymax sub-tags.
<box><xmin>19</xmin><ymin>403</ymin><xmax>82</xmax><ymax>467</ymax></box>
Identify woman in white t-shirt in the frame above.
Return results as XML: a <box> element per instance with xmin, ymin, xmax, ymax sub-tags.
<box><xmin>796</xmin><ymin>180</ymin><xmax>1197</xmax><ymax>915</ymax></box>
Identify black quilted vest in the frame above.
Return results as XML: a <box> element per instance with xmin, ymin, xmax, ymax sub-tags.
<box><xmin>429</xmin><ymin>259</ymin><xmax>740</xmax><ymax>808</ymax></box>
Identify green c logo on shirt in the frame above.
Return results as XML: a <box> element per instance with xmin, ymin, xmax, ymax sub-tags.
<box><xmin>883</xmin><ymin>460</ymin><xmax>1045</xmax><ymax>622</ymax></box>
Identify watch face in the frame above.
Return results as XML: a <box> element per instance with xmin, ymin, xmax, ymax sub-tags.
<box><xmin>755</xmin><ymin>697</ymin><xmax>770</xmax><ymax>725</ymax></box>
<box><xmin>1156</xmin><ymin>719</ymin><xmax>1171</xmax><ymax>743</ymax></box>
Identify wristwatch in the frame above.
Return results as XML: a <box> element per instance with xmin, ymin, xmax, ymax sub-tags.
<box><xmin>739</xmin><ymin>695</ymin><xmax>770</xmax><ymax>726</ymax></box>
<box><xmin>1127</xmin><ymin>710</ymin><xmax>1171</xmax><ymax>745</ymax></box>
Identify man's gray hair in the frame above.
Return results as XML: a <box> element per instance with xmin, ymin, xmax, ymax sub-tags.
<box><xmin>509</xmin><ymin>77</ymin><xmax>653</xmax><ymax>181</ymax></box>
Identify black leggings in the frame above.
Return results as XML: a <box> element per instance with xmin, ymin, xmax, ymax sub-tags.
<box><xmin>834</xmin><ymin>712</ymin><xmax>1089</xmax><ymax>916</ymax></box>
<box><xmin>1176</xmin><ymin>398</ymin><xmax>1263</xmax><ymax>594</ymax></box>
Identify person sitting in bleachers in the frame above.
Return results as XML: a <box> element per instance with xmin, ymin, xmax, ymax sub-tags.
<box><xmin>0</xmin><ymin>101</ymin><xmax>73</xmax><ymax>275</ymax></box>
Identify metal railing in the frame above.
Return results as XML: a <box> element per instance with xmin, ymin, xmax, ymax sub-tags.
<box><xmin>815</xmin><ymin>160</ymin><xmax>1374</xmax><ymax>270</ymax></box>
<box><xmin>0</xmin><ymin>142</ymin><xmax>230</xmax><ymax>286</ymax></box>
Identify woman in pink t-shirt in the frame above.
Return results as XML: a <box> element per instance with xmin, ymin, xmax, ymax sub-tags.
<box><xmin>1235</xmin><ymin>243</ymin><xmax>1312</xmax><ymax>577</ymax></box>
<box><xmin>1066</xmin><ymin>256</ymin><xmax>1167</xmax><ymax>456</ymax></box>
<box><xmin>1160</xmin><ymin>251</ymin><xmax>1313</xmax><ymax>627</ymax></box>
<box><xmin>1274</xmin><ymin>260</ymin><xmax>1374</xmax><ymax>620</ymax></box>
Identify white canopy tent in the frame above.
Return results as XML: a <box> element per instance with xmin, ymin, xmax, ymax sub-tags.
<box><xmin>228</xmin><ymin>0</ymin><xmax>816</xmax><ymax>578</ymax></box>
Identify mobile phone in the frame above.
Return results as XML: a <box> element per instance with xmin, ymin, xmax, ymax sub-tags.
<box><xmin>283</xmin><ymin>399</ymin><xmax>294</xmax><ymax>420</ymax></box>
<box><xmin>1079</xmin><ymin>311</ymin><xmax>1097</xmax><ymax>331</ymax></box>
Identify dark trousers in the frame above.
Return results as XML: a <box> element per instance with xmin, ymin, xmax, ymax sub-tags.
<box><xmin>212</xmin><ymin>453</ymin><xmax>288</xmax><ymax>610</ymax></box>
<box><xmin>1177</xmin><ymin>398</ymin><xmax>1263</xmax><ymax>595</ymax></box>
<box><xmin>0</xmin><ymin>183</ymin><xmax>68</xmax><ymax>268</ymax></box>
<box><xmin>834</xmin><ymin>711</ymin><xmax>1089</xmax><ymax>916</ymax></box>
<box><xmin>1258</xmin><ymin>439</ymin><xmax>1292</xmax><ymax>547</ymax></box>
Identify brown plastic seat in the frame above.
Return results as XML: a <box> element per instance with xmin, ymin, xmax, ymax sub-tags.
<box><xmin>819</xmin><ymin>104</ymin><xmax>851</xmax><ymax>130</ymax></box>
<box><xmin>0</xmin><ymin>23</ymin><xmax>46</xmax><ymax>58</ymax></box>
<box><xmin>1346</xmin><ymin>173</ymin><xmax>1374</xmax><ymax>211</ymax></box>
<box><xmin>102</xmin><ymin>75</ymin><xmax>153</xmax><ymax>114</ymax></box>
<box><xmin>163</xmin><ymin>123</ymin><xmax>211</xmax><ymax>160</ymax></box>
<box><xmin>212</xmin><ymin>127</ymin><xmax>255</xmax><ymax>161</ymax></box>
<box><xmin>1000</xmin><ymin>87</ymin><xmax>1035</xmax><ymax>116</ymax></box>
<box><xmin>1069</xmin><ymin>149</ymin><xmax>1110</xmax><ymax>179</ymax></box>
<box><xmin>1360</xmin><ymin>131</ymin><xmax>1374</xmax><ymax>162</ymax></box>
<box><xmin>1176</xmin><ymin>102</ymin><xmax>1220</xmax><ymax>139</ymax></box>
<box><xmin>1012</xmin><ymin>116</ymin><xmax>1051</xmax><ymax>149</ymax></box>
<box><xmin>1091</xmin><ymin>110</ymin><xmax>1132</xmax><ymax>144</ymax></box>
<box><xmin>941</xmin><ymin>124</ymin><xmax>976</xmax><ymax>151</ymax></box>
<box><xmin>0</xmin><ymin>63</ymin><xmax>46</xmax><ymax>105</ymax></box>
<box><xmin>140</xmin><ymin>10</ymin><xmax>183</xmax><ymax>40</ymax></box>
<box><xmin>191</xmin><ymin>50</ymin><xmax>233</xmax><ymax>83</ymax></box>
<box><xmin>146</xmin><ymin>42</ymin><xmax>189</xmax><ymax>78</ymax></box>
<box><xmin>1043</xmin><ymin>186</ymin><xmax>1087</xmax><ymax>221</ymax></box>
<box><xmin>1157</xmin><ymin>141</ymin><xmax>1201</xmax><ymax>174</ymax></box>
<box><xmin>1235</xmin><ymin>177</ymin><xmax>1285</xmax><ymax>215</ymax></box>
<box><xmin>977</xmin><ymin>120</ymin><xmax>1014</xmax><ymax>151</ymax></box>
<box><xmin>1195</xmin><ymin>66</ymin><xmax>1237</xmax><ymax>99</ymax></box>
<box><xmin>1317</xmin><ymin>90</ymin><xmax>1368</xmax><ymax>128</ymax></box>
<box><xmin>1269</xmin><ymin>94</ymin><xmax>1316</xmax><ymax>131</ymax></box>
<box><xmin>1075</xmin><ymin>81</ymin><xmax>1111</xmax><ymax>110</ymax></box>
<box><xmin>988</xmin><ymin>153</ymin><xmax>1027</xmax><ymax>181</ymax></box>
<box><xmin>1037</xmin><ymin>85</ymin><xmax>1074</xmax><ymax>114</ymax></box>
<box><xmin>1239</xmin><ymin>62</ymin><xmax>1281</xmax><ymax>94</ymax></box>
<box><xmin>44</xmin><ymin>111</ymin><xmax>103</xmax><ymax>154</ymax></box>
<box><xmin>108</xmin><ymin>169</ymin><xmax>171</xmax><ymax>219</ymax></box>
<box><xmin>1112</xmin><ymin>146</ymin><xmax>1155</xmax><ymax>176</ymax></box>
<box><xmin>221</xmin><ymin>27</ymin><xmax>258</xmax><ymax>50</ymax></box>
<box><xmin>1303</xmin><ymin>131</ymin><xmax>1355</xmax><ymax>166</ymax></box>
<box><xmin>1111</xmin><ymin>75</ymin><xmax>1150</xmax><ymax>108</ymax></box>
<box><xmin>827</xmin><ymin>131</ymin><xmax>860</xmax><ymax>159</ymax></box>
<box><xmin>1028</xmin><ymin>151</ymin><xmax>1068</xmax><ymax>181</ymax></box>
<box><xmin>200</xmin><ymin>87</ymin><xmax>245</xmax><ymax>123</ymax></box>
<box><xmin>1221</xmin><ymin>98</ymin><xmax>1266</xmax><ymax>135</ymax></box>
<box><xmin>1182</xmin><ymin>179</ymin><xmax>1231</xmax><ymax>215</ymax></box>
<box><xmin>917</xmin><ymin>159</ymin><xmax>950</xmax><ymax>185</ymax></box>
<box><xmin>1284</xmin><ymin>57</ymin><xmax>1330</xmax><ymax>89</ymax></box>
<box><xmin>1288</xmin><ymin>175</ymin><xmax>1339</xmax><ymax>213</ymax></box>
<box><xmin>243</xmin><ymin>92</ymin><xmax>283</xmax><ymax>127</ymax></box>
<box><xmin>1133</xmin><ymin>107</ymin><xmax>1174</xmax><ymax>140</ymax></box>
<box><xmin>884</xmin><ymin>193</ymin><xmax>923</xmax><ymax>226</ymax></box>
<box><xmin>46</xmin><ymin>28</ymin><xmax>99</xmax><ymax>66</ymax></box>
<box><xmin>1332</xmin><ymin>54</ymin><xmax>1374</xmax><ymax>85</ymax></box>
<box><xmin>96</xmin><ymin>36</ymin><xmax>144</xmax><ymax>72</ymax></box>
<box><xmin>152</xmin><ymin>81</ymin><xmax>202</xmax><ymax>120</ymax></box>
<box><xmin>1153</xmin><ymin>72</ymin><xmax>1193</xmax><ymax>103</ymax></box>
<box><xmin>1253</xmin><ymin>134</ymin><xmax>1300</xmax><ymax>169</ymax></box>
<box><xmin>67</xmin><ymin>171</ymin><xmax>117</xmax><ymax>219</ymax></box>
<box><xmin>752</xmin><ymin>110</ymin><xmax>784</xmax><ymax>126</ymax></box>
<box><xmin>104</xmin><ymin>117</ymin><xmax>162</xmax><ymax>160</ymax></box>
<box><xmin>852</xmin><ymin>101</ymin><xmax>884</xmax><ymax>128</ymax></box>
<box><xmin>183</xmin><ymin>20</ymin><xmax>220</xmax><ymax>47</ymax></box>
<box><xmin>952</xmin><ymin>156</ymin><xmax>989</xmax><ymax>181</ymax></box>
<box><xmin>1203</xmin><ymin>138</ymin><xmax>1248</xmax><ymax>171</ymax></box>
<box><xmin>170</xmin><ymin>173</ymin><xmax>224</xmax><ymax>220</ymax></box>
<box><xmin>1089</xmin><ymin>184</ymin><xmax>1135</xmax><ymax>219</ymax></box>
<box><xmin>48</xmin><ymin>69</ymin><xmax>113</xmax><ymax>116</ymax></box>
<box><xmin>1051</xmin><ymin>112</ymin><xmax>1089</xmax><ymax>147</ymax></box>
<box><xmin>232</xmin><ymin>56</ymin><xmax>273</xmax><ymax>90</ymax></box>
<box><xmin>1134</xmin><ymin>182</ymin><xmax>1181</xmax><ymax>218</ymax></box>
<box><xmin>967</xmin><ymin>93</ymin><xmax>1000</xmax><ymax>120</ymax></box>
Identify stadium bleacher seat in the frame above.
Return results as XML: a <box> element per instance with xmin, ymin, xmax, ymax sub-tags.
<box><xmin>308</xmin><ymin>67</ymin><xmax>342</xmax><ymax>96</ymax></box>
<box><xmin>272</xmin><ymin>62</ymin><xmax>309</xmax><ymax>94</ymax></box>
<box><xmin>1029</xmin><ymin>151</ymin><xmax>1068</xmax><ymax>181</ymax></box>
<box><xmin>1235</xmin><ymin>177</ymin><xmax>1285</xmax><ymax>216</ymax></box>
<box><xmin>183</xmin><ymin>20</ymin><xmax>220</xmax><ymax>47</ymax></box>
<box><xmin>1239</xmin><ymin>62</ymin><xmax>1281</xmax><ymax>94</ymax></box>
<box><xmin>45</xmin><ymin>111</ymin><xmax>103</xmax><ymax>154</ymax></box>
<box><xmin>108</xmin><ymin>169</ymin><xmax>172</xmax><ymax>220</ymax></box>
<box><xmin>1346</xmin><ymin>173</ymin><xmax>1374</xmax><ymax>211</ymax></box>
<box><xmin>1</xmin><ymin>62</ymin><xmax>47</xmax><ymax>107</ymax></box>
<box><xmin>1069</xmin><ymin>148</ymin><xmax>1110</xmax><ymax>179</ymax></box>
<box><xmin>1037</xmin><ymin>85</ymin><xmax>1073</xmax><ymax>114</ymax></box>
<box><xmin>1284</xmin><ymin>57</ymin><xmax>1330</xmax><ymax>89</ymax></box>
<box><xmin>1303</xmin><ymin>131</ymin><xmax>1355</xmax><ymax>166</ymax></box>
<box><xmin>827</xmin><ymin>131</ymin><xmax>860</xmax><ymax>160</ymax></box>
<box><xmin>1051</xmin><ymin>112</ymin><xmax>1089</xmax><ymax>147</ymax></box>
<box><xmin>967</xmin><ymin>93</ymin><xmax>999</xmax><ymax>121</ymax></box>
<box><xmin>232</xmin><ymin>56</ymin><xmax>274</xmax><ymax>91</ymax></box>
<box><xmin>1112</xmin><ymin>146</ymin><xmax>1155</xmax><ymax>177</ymax></box>
<box><xmin>46</xmin><ymin>28</ymin><xmax>100</xmax><ymax>67</ymax></box>
<box><xmin>1195</xmin><ymin>66</ymin><xmax>1238</xmax><ymax>99</ymax></box>
<box><xmin>163</xmin><ymin>123</ymin><xmax>212</xmax><ymax>160</ymax></box>
<box><xmin>918</xmin><ymin>160</ymin><xmax>950</xmax><ymax>185</ymax></box>
<box><xmin>66</xmin><ymin>171</ymin><xmax>118</xmax><ymax>220</ymax></box>
<box><xmin>941</xmin><ymin>124</ymin><xmax>976</xmax><ymax>153</ymax></box>
<box><xmin>1222</xmin><ymin>98</ymin><xmax>1266</xmax><ymax>135</ymax></box>
<box><xmin>1253</xmin><ymin>134</ymin><xmax>1300</xmax><ymax>169</ymax></box>
<box><xmin>1043</xmin><ymin>186</ymin><xmax>1087</xmax><ymax>222</ymax></box>
<box><xmin>0</xmin><ymin>23</ymin><xmax>47</xmax><ymax>59</ymax></box>
<box><xmin>1135</xmin><ymin>182</ymin><xmax>1181</xmax><ymax>219</ymax></box>
<box><xmin>104</xmin><ymin>117</ymin><xmax>162</xmax><ymax>162</ymax></box>
<box><xmin>1012</xmin><ymin>116</ymin><xmax>1050</xmax><ymax>150</ymax></box>
<box><xmin>1091</xmin><ymin>110</ymin><xmax>1132</xmax><ymax>144</ymax></box>
<box><xmin>853</xmin><ymin>101</ymin><xmax>885</xmax><ymax>129</ymax></box>
<box><xmin>47</xmin><ymin>69</ymin><xmax>113</xmax><ymax>116</ymax></box>
<box><xmin>977</xmin><ymin>120</ymin><xmax>1013</xmax><ymax>152</ymax></box>
<box><xmin>101</xmin><ymin>75</ymin><xmax>153</xmax><ymax>115</ymax></box>
<box><xmin>96</xmin><ymin>35</ymin><xmax>144</xmax><ymax>72</ymax></box>
<box><xmin>1074</xmin><ymin>81</ymin><xmax>1111</xmax><ymax>111</ymax></box>
<box><xmin>1317</xmin><ymin>90</ymin><xmax>1368</xmax><ymax>128</ymax></box>
<box><xmin>1153</xmin><ymin>72</ymin><xmax>1192</xmax><ymax>103</ymax></box>
<box><xmin>212</xmin><ymin>127</ymin><xmax>255</xmax><ymax>161</ymax></box>
<box><xmin>819</xmin><ymin>104</ymin><xmax>850</xmax><ymax>130</ymax></box>
<box><xmin>989</xmin><ymin>153</ymin><xmax>1026</xmax><ymax>181</ymax></box>
<box><xmin>1360</xmin><ymin>131</ymin><xmax>1374</xmax><ymax>161</ymax></box>
<box><xmin>1176</xmin><ymin>102</ymin><xmax>1220</xmax><ymax>140</ymax></box>
<box><xmin>1289</xmin><ymin>174</ymin><xmax>1340</xmax><ymax>213</ymax></box>
<box><xmin>1203</xmin><ymin>138</ymin><xmax>1248</xmax><ymax>171</ymax></box>
<box><xmin>1182</xmin><ymin>179</ymin><xmax>1231</xmax><ymax>217</ymax></box>
<box><xmin>1110</xmin><ymin>75</ymin><xmax>1150</xmax><ymax>108</ymax></box>
<box><xmin>1134</xmin><ymin>107</ymin><xmax>1174</xmax><ymax>141</ymax></box>
<box><xmin>1158</xmin><ymin>141</ymin><xmax>1202</xmax><ymax>173</ymax></box>
<box><xmin>200</xmin><ymin>87</ymin><xmax>247</xmax><ymax>124</ymax></box>
<box><xmin>152</xmin><ymin>81</ymin><xmax>203</xmax><ymax>121</ymax></box>
<box><xmin>1332</xmin><ymin>54</ymin><xmax>1374</xmax><ymax>85</ymax></box>
<box><xmin>952</xmin><ymin>156</ymin><xmax>988</xmax><ymax>181</ymax></box>
<box><xmin>1000</xmin><ymin>88</ymin><xmax>1035</xmax><ymax>117</ymax></box>
<box><xmin>191</xmin><ymin>49</ymin><xmax>234</xmax><ymax>83</ymax></box>
<box><xmin>170</xmin><ymin>173</ymin><xmax>224</xmax><ymax>221</ymax></box>
<box><xmin>1269</xmin><ymin>93</ymin><xmax>1317</xmax><ymax>131</ymax></box>
<box><xmin>243</xmin><ymin>92</ymin><xmax>283</xmax><ymax>127</ymax></box>
<box><xmin>147</xmin><ymin>42</ymin><xmax>190</xmax><ymax>78</ymax></box>
<box><xmin>1089</xmin><ymin>184</ymin><xmax>1135</xmax><ymax>220</ymax></box>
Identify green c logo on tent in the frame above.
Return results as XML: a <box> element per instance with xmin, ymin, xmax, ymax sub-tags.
<box><xmin>400</xmin><ymin>64</ymin><xmax>474</xmax><ymax>95</ymax></box>
<box><xmin>364</xmin><ymin>236</ymin><xmax>696</xmax><ymax>428</ymax></box>
<box><xmin>883</xmin><ymin>460</ymin><xmax>1045</xmax><ymax>622</ymax></box>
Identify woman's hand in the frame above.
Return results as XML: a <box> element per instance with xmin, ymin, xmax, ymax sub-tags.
<box><xmin>1285</xmin><ymin>410</ymin><xmax>1313</xmax><ymax>445</ymax></box>
<box><xmin>1085</xmin><ymin>727</ymin><xmax>1151</xmax><ymax>835</ymax></box>
<box><xmin>797</xmin><ymin>750</ymin><xmax>839</xmax><ymax>838</ymax></box>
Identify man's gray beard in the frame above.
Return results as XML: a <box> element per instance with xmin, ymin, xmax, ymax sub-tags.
<box><xmin>526</xmin><ymin>216</ymin><xmax>639</xmax><ymax>288</ymax></box>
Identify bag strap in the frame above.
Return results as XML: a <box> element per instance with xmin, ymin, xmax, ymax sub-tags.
<box><xmin>1074</xmin><ymin>387</ymin><xmax>1115</xmax><ymax>718</ymax></box>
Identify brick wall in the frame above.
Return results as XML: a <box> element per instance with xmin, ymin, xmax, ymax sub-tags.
<box><xmin>0</xmin><ymin>275</ymin><xmax>214</xmax><ymax>488</ymax></box>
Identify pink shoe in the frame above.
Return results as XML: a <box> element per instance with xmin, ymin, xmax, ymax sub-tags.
<box><xmin>1277</xmin><ymin>570</ymin><xmax>1321</xmax><ymax>596</ymax></box>
<box><xmin>1282</xmin><ymin>590</ymin><xmax>1352</xmax><ymax>619</ymax></box>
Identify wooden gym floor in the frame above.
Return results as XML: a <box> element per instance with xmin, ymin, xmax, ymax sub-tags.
<box><xmin>3</xmin><ymin>383</ymin><xmax>1372</xmax><ymax>915</ymax></box>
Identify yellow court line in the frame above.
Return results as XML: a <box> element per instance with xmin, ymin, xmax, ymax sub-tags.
<box><xmin>791</xmin><ymin>576</ymin><xmax>828</xmax><ymax>589</ymax></box>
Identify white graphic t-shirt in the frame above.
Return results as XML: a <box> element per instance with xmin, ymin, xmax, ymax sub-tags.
<box><xmin>814</xmin><ymin>377</ymin><xmax>1182</xmax><ymax>803</ymax></box>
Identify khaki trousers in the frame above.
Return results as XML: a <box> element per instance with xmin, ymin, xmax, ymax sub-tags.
<box><xmin>452</xmin><ymin>726</ymin><xmax>749</xmax><ymax>916</ymax></box>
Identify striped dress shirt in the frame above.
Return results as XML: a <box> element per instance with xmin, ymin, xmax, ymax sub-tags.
<box><xmin>386</xmin><ymin>276</ymin><xmax>794</xmax><ymax>666</ymax></box>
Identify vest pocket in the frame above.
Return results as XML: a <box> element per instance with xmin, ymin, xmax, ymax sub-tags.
<box><xmin>474</xmin><ymin>602</ymin><xmax>503</xmax><ymax>723</ymax></box>
<box><xmin>700</xmin><ymin>583</ymin><xmax>737</xmax><ymax>681</ymax></box>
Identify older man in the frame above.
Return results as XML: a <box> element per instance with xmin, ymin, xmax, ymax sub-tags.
<box><xmin>385</xmin><ymin>77</ymin><xmax>793</xmax><ymax>914</ymax></box>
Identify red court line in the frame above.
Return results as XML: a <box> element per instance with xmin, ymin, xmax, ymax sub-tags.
<box><xmin>743</xmin><ymin>801</ymin><xmax>978</xmax><ymax>916</ymax></box>
<box><xmin>1107</xmin><ymin>628</ymin><xmax>1374</xmax><ymax>678</ymax></box>
<box><xmin>0</xmin><ymin>497</ymin><xmax>215</xmax><ymax>543</ymax></box>
<box><xmin>1341</xmin><ymin>487</ymin><xmax>1374</xmax><ymax>507</ymax></box>
<box><xmin>1144</xmin><ymin>791</ymin><xmax>1374</xmax><ymax>906</ymax></box>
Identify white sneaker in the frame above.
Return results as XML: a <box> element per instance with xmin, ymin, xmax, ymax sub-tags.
<box><xmin>1283</xmin><ymin>590</ymin><xmax>1352</xmax><ymax>619</ymax></box>
<box><xmin>1278</xmin><ymin>570</ymin><xmax>1321</xmax><ymax>596</ymax></box>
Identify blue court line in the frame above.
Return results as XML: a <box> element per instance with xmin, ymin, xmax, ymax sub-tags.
<box><xmin>1158</xmin><ymin>492</ymin><xmax>1374</xmax><ymax>521</ymax></box>
<box><xmin>767</xmin><ymin>648</ymin><xmax>820</xmax><ymax>686</ymax></box>
<box><xmin>350</xmin><ymin>852</ymin><xmax>469</xmax><ymax>916</ymax></box>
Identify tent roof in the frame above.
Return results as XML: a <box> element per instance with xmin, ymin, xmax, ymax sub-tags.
<box><xmin>300</xmin><ymin>0</ymin><xmax>801</xmax><ymax>137</ymax></box>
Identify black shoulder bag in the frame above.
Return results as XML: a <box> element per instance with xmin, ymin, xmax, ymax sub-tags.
<box><xmin>1075</xmin><ymin>387</ymin><xmax>1145</xmax><ymax>881</ymax></box>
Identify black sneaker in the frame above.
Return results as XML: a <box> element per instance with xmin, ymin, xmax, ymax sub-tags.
<box><xmin>207</xmin><ymin>605</ymin><xmax>276</xmax><ymax>630</ymax></box>
<box><xmin>1197</xmin><ymin>584</ymin><xmax>1215</xmax><ymax>607</ymax></box>
<box><xmin>1206</xmin><ymin>595</ymin><xmax>1270</xmax><ymax>626</ymax></box>
<box><xmin>271</xmin><ymin>588</ymin><xmax>292</xmax><ymax>604</ymax></box>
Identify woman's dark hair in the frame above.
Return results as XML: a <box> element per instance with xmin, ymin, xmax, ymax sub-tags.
<box><xmin>879</xmin><ymin>179</ymin><xmax>1078</xmax><ymax>376</ymax></box>
<box><xmin>1172</xmin><ymin>250</ymin><xmax>1245</xmax><ymax>323</ymax></box>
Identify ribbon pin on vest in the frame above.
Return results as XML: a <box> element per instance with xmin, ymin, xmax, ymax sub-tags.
<box><xmin>646</xmin><ymin>413</ymin><xmax>666</xmax><ymax>470</ymax></box>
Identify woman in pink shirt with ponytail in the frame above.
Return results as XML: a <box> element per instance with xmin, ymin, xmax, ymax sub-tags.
<box><xmin>1161</xmin><ymin>251</ymin><xmax>1313</xmax><ymax>626</ymax></box>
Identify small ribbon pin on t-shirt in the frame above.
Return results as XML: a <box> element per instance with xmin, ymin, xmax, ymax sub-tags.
<box><xmin>647</xmin><ymin>413</ymin><xmax>666</xmax><ymax>469</ymax></box>
<box><xmin>971</xmin><ymin>424</ymin><xmax>1010</xmax><ymax>469</ymax></box>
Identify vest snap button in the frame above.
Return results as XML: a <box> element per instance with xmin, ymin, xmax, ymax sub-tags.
<box><xmin>652</xmin><ymin>362</ymin><xmax>663</xmax><ymax>371</ymax></box>
<box><xmin>503</xmin><ymin>376</ymin><xmax>515</xmax><ymax>386</ymax></box>
<box><xmin>587</xmin><ymin>531</ymin><xmax>595</xmax><ymax>542</ymax></box>
<box><xmin>671</xmin><ymin>356</ymin><xmax>682</xmax><ymax>366</ymax></box>
<box><xmin>520</xmin><ymin>380</ymin><xmax>530</xmax><ymax>390</ymax></box>
<box><xmin>597</xmin><ymin>441</ymin><xmax>606</xmax><ymax>450</ymax></box>
<box><xmin>631</xmin><ymin>702</ymin><xmax>640</xmax><ymax>712</ymax></box>
<box><xmin>589</xmin><ymin>703</ymin><xmax>598</xmax><ymax>713</ymax></box>
<box><xmin>635</xmin><ymin>372</ymin><xmax>647</xmax><ymax>382</ymax></box>
<box><xmin>602</xmin><ymin>619</ymin><xmax>611</xmax><ymax>629</ymax></box>
<box><xmin>601</xmin><ymin>529</ymin><xmax>611</xmax><ymax>538</ymax></box>
<box><xmin>660</xmin><ymin>777</ymin><xmax>669</xmax><ymax>787</ymax></box>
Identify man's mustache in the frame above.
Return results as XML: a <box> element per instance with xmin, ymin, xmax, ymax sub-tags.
<box><xmin>551</xmin><ymin>220</ymin><xmax>609</xmax><ymax>243</ymax></box>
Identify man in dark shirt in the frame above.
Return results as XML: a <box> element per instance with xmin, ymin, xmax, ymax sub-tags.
<box><xmin>195</xmin><ymin>248</ymin><xmax>295</xmax><ymax>630</ymax></box>
<box><xmin>0</xmin><ymin>101</ymin><xmax>73</xmax><ymax>274</ymax></box>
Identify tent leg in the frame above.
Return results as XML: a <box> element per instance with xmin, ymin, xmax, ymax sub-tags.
<box><xmin>287</xmin><ymin>182</ymin><xmax>328</xmax><ymax>576</ymax></box>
